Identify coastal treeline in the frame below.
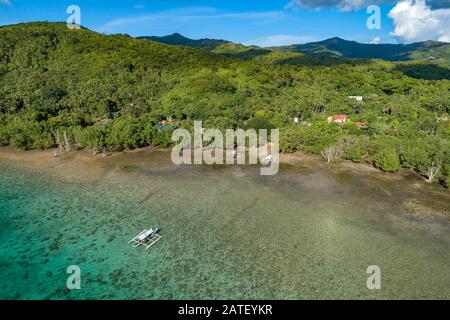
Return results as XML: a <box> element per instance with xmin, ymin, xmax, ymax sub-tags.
<box><xmin>0</xmin><ymin>23</ymin><xmax>449</xmax><ymax>187</ymax></box>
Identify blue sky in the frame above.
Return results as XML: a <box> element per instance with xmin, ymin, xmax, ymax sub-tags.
<box><xmin>1</xmin><ymin>0</ymin><xmax>449</xmax><ymax>46</ymax></box>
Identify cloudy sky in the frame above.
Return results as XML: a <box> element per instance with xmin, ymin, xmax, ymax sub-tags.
<box><xmin>0</xmin><ymin>0</ymin><xmax>449</xmax><ymax>46</ymax></box>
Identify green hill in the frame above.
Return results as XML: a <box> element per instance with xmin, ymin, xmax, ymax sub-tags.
<box><xmin>145</xmin><ymin>33</ymin><xmax>450</xmax><ymax>65</ymax></box>
<box><xmin>140</xmin><ymin>34</ymin><xmax>274</xmax><ymax>60</ymax></box>
<box><xmin>0</xmin><ymin>22</ymin><xmax>449</xmax><ymax>185</ymax></box>
<box><xmin>275</xmin><ymin>37</ymin><xmax>450</xmax><ymax>64</ymax></box>
<box><xmin>138</xmin><ymin>33</ymin><xmax>230</xmax><ymax>51</ymax></box>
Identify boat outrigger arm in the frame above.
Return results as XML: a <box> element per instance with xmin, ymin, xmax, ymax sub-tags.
<box><xmin>128</xmin><ymin>228</ymin><xmax>162</xmax><ymax>250</ymax></box>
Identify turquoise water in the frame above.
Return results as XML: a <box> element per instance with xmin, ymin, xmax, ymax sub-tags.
<box><xmin>0</xmin><ymin>152</ymin><xmax>449</xmax><ymax>300</ymax></box>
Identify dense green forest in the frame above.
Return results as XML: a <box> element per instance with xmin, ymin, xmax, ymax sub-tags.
<box><xmin>144</xmin><ymin>32</ymin><xmax>450</xmax><ymax>65</ymax></box>
<box><xmin>0</xmin><ymin>22</ymin><xmax>449</xmax><ymax>187</ymax></box>
<box><xmin>275</xmin><ymin>37</ymin><xmax>450</xmax><ymax>65</ymax></box>
<box><xmin>140</xmin><ymin>33</ymin><xmax>230</xmax><ymax>51</ymax></box>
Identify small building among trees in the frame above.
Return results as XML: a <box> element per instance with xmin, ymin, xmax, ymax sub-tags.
<box><xmin>349</xmin><ymin>96</ymin><xmax>363</xmax><ymax>102</ymax></box>
<box><xmin>356</xmin><ymin>122</ymin><xmax>369</xmax><ymax>128</ymax></box>
<box><xmin>327</xmin><ymin>115</ymin><xmax>349</xmax><ymax>124</ymax></box>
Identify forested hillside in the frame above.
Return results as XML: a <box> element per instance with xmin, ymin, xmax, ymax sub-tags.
<box><xmin>146</xmin><ymin>33</ymin><xmax>450</xmax><ymax>65</ymax></box>
<box><xmin>139</xmin><ymin>33</ymin><xmax>230</xmax><ymax>50</ymax></box>
<box><xmin>275</xmin><ymin>37</ymin><xmax>450</xmax><ymax>65</ymax></box>
<box><xmin>0</xmin><ymin>22</ymin><xmax>449</xmax><ymax>187</ymax></box>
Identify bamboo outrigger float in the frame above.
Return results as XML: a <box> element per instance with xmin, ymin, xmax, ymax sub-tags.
<box><xmin>129</xmin><ymin>228</ymin><xmax>162</xmax><ymax>249</ymax></box>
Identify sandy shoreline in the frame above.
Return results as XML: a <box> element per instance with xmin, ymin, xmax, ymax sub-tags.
<box><xmin>0</xmin><ymin>145</ymin><xmax>448</xmax><ymax>194</ymax></box>
<box><xmin>0</xmin><ymin>145</ymin><xmax>449</xmax><ymax>222</ymax></box>
<box><xmin>0</xmin><ymin>145</ymin><xmax>429</xmax><ymax>182</ymax></box>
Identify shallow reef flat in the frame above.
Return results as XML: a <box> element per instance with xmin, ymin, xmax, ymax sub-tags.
<box><xmin>0</xmin><ymin>149</ymin><xmax>449</xmax><ymax>300</ymax></box>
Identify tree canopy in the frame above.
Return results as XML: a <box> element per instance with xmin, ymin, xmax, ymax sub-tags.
<box><xmin>0</xmin><ymin>22</ymin><xmax>449</xmax><ymax>187</ymax></box>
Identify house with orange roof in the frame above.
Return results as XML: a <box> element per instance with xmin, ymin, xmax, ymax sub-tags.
<box><xmin>356</xmin><ymin>122</ymin><xmax>369</xmax><ymax>128</ymax></box>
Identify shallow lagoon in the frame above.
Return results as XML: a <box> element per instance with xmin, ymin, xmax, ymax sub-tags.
<box><xmin>0</xmin><ymin>151</ymin><xmax>449</xmax><ymax>299</ymax></box>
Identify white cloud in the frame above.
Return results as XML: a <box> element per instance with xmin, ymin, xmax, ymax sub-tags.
<box><xmin>439</xmin><ymin>34</ymin><xmax>450</xmax><ymax>42</ymax></box>
<box><xmin>370</xmin><ymin>36</ymin><xmax>381</xmax><ymax>44</ymax></box>
<box><xmin>285</xmin><ymin>0</ymin><xmax>392</xmax><ymax>12</ymax></box>
<box><xmin>0</xmin><ymin>0</ymin><xmax>12</xmax><ymax>6</ymax></box>
<box><xmin>244</xmin><ymin>35</ymin><xmax>318</xmax><ymax>47</ymax></box>
<box><xmin>389</xmin><ymin>0</ymin><xmax>450</xmax><ymax>42</ymax></box>
<box><xmin>340</xmin><ymin>0</ymin><xmax>381</xmax><ymax>11</ymax></box>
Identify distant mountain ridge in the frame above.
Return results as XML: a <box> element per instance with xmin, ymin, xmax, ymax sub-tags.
<box><xmin>143</xmin><ymin>34</ymin><xmax>450</xmax><ymax>65</ymax></box>
<box><xmin>138</xmin><ymin>33</ymin><xmax>230</xmax><ymax>50</ymax></box>
<box><xmin>275</xmin><ymin>37</ymin><xmax>450</xmax><ymax>63</ymax></box>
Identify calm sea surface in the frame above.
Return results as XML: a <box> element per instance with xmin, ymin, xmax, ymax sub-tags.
<box><xmin>0</xmin><ymin>152</ymin><xmax>449</xmax><ymax>299</ymax></box>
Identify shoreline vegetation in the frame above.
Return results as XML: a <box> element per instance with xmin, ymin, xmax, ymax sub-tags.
<box><xmin>0</xmin><ymin>22</ymin><xmax>449</xmax><ymax>189</ymax></box>
<box><xmin>1</xmin><ymin>145</ymin><xmax>449</xmax><ymax>223</ymax></box>
<box><xmin>0</xmin><ymin>146</ymin><xmax>444</xmax><ymax>187</ymax></box>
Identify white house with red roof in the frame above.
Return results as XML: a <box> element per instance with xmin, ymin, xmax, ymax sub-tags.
<box><xmin>327</xmin><ymin>115</ymin><xmax>349</xmax><ymax>124</ymax></box>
